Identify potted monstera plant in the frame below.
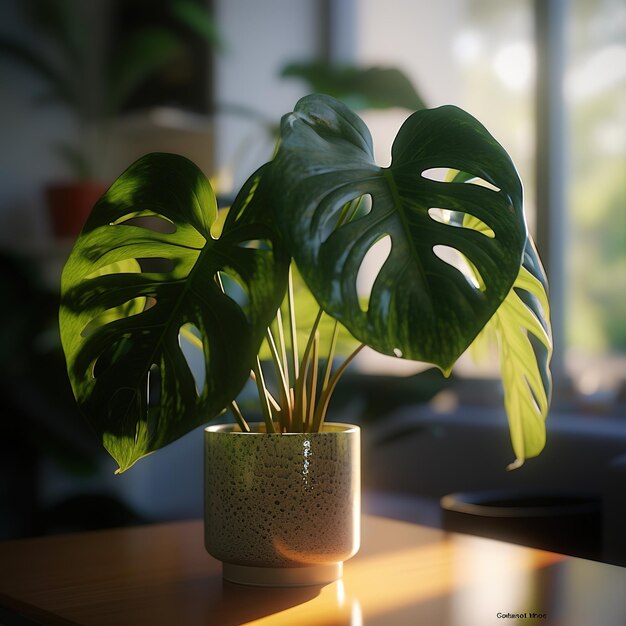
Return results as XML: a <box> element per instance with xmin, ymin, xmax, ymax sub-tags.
<box><xmin>59</xmin><ymin>94</ymin><xmax>552</xmax><ymax>586</ymax></box>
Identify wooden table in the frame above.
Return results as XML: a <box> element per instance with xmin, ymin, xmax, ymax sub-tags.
<box><xmin>1</xmin><ymin>515</ymin><xmax>624</xmax><ymax>626</ymax></box>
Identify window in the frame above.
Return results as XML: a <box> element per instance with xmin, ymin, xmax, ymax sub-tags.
<box><xmin>336</xmin><ymin>0</ymin><xmax>626</xmax><ymax>409</ymax></box>
<box><xmin>565</xmin><ymin>0</ymin><xmax>626</xmax><ymax>397</ymax></box>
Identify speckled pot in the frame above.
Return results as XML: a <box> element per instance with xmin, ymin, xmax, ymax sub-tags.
<box><xmin>204</xmin><ymin>423</ymin><xmax>360</xmax><ymax>587</ymax></box>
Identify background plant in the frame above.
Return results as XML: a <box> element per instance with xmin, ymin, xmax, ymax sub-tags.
<box><xmin>0</xmin><ymin>0</ymin><xmax>219</xmax><ymax>180</ymax></box>
<box><xmin>59</xmin><ymin>94</ymin><xmax>552</xmax><ymax>473</ymax></box>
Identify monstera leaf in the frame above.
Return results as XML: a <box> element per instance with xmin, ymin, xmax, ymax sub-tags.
<box><xmin>270</xmin><ymin>94</ymin><xmax>527</xmax><ymax>372</ymax></box>
<box><xmin>469</xmin><ymin>236</ymin><xmax>552</xmax><ymax>467</ymax></box>
<box><xmin>60</xmin><ymin>154</ymin><xmax>289</xmax><ymax>471</ymax></box>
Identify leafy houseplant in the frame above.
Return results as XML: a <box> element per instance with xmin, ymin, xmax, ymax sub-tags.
<box><xmin>59</xmin><ymin>94</ymin><xmax>552</xmax><ymax>583</ymax></box>
<box><xmin>281</xmin><ymin>60</ymin><xmax>426</xmax><ymax>112</ymax></box>
<box><xmin>0</xmin><ymin>0</ymin><xmax>209</xmax><ymax>236</ymax></box>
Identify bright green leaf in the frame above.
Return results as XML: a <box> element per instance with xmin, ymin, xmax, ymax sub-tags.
<box><xmin>59</xmin><ymin>154</ymin><xmax>289</xmax><ymax>472</ymax></box>
<box><xmin>469</xmin><ymin>237</ymin><xmax>552</xmax><ymax>468</ymax></box>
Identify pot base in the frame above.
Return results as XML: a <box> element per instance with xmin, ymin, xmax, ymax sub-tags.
<box><xmin>223</xmin><ymin>561</ymin><xmax>343</xmax><ymax>587</ymax></box>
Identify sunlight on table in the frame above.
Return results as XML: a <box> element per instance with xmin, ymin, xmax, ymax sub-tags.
<box><xmin>243</xmin><ymin>530</ymin><xmax>565</xmax><ymax>626</ymax></box>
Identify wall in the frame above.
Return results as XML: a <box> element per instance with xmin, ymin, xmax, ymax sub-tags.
<box><xmin>0</xmin><ymin>0</ymin><xmax>320</xmax><ymax>246</ymax></box>
<box><xmin>0</xmin><ymin>0</ymin><xmax>75</xmax><ymax>243</ymax></box>
<box><xmin>212</xmin><ymin>0</ymin><xmax>320</xmax><ymax>194</ymax></box>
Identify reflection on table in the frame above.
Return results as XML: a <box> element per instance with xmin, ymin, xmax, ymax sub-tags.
<box><xmin>0</xmin><ymin>515</ymin><xmax>624</xmax><ymax>626</ymax></box>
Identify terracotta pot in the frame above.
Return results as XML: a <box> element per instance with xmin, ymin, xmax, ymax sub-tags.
<box><xmin>45</xmin><ymin>181</ymin><xmax>108</xmax><ymax>238</ymax></box>
<box><xmin>204</xmin><ymin>423</ymin><xmax>361</xmax><ymax>587</ymax></box>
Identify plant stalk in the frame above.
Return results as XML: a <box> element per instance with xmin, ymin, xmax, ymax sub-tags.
<box><xmin>266</xmin><ymin>326</ymin><xmax>291</xmax><ymax>431</ymax></box>
<box><xmin>253</xmin><ymin>357</ymin><xmax>275</xmax><ymax>433</ymax></box>
<box><xmin>250</xmin><ymin>370</ymin><xmax>282</xmax><ymax>413</ymax></box>
<box><xmin>321</xmin><ymin>320</ymin><xmax>340</xmax><ymax>394</ymax></box>
<box><xmin>275</xmin><ymin>309</ymin><xmax>290</xmax><ymax>399</ymax></box>
<box><xmin>311</xmin><ymin>343</ymin><xmax>365</xmax><ymax>433</ymax></box>
<box><xmin>287</xmin><ymin>266</ymin><xmax>299</xmax><ymax>381</ymax></box>
<box><xmin>305</xmin><ymin>330</ymin><xmax>320</xmax><ymax>432</ymax></box>
<box><xmin>293</xmin><ymin>308</ymin><xmax>324</xmax><ymax>431</ymax></box>
<box><xmin>230</xmin><ymin>401</ymin><xmax>250</xmax><ymax>432</ymax></box>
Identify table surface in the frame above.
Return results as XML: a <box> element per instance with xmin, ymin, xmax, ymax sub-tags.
<box><xmin>1</xmin><ymin>514</ymin><xmax>624</xmax><ymax>626</ymax></box>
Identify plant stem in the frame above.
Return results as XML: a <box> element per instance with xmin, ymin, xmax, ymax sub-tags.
<box><xmin>336</xmin><ymin>198</ymin><xmax>356</xmax><ymax>227</ymax></box>
<box><xmin>293</xmin><ymin>308</ymin><xmax>324</xmax><ymax>431</ymax></box>
<box><xmin>275</xmin><ymin>308</ymin><xmax>293</xmax><ymax>427</ymax></box>
<box><xmin>346</xmin><ymin>196</ymin><xmax>364</xmax><ymax>222</ymax></box>
<box><xmin>321</xmin><ymin>320</ymin><xmax>340</xmax><ymax>394</ymax></box>
<box><xmin>230</xmin><ymin>401</ymin><xmax>250</xmax><ymax>432</ymax></box>
<box><xmin>311</xmin><ymin>344</ymin><xmax>365</xmax><ymax>433</ymax></box>
<box><xmin>305</xmin><ymin>331</ymin><xmax>320</xmax><ymax>432</ymax></box>
<box><xmin>287</xmin><ymin>266</ymin><xmax>299</xmax><ymax>381</ymax></box>
<box><xmin>292</xmin><ymin>198</ymin><xmax>361</xmax><ymax>432</ymax></box>
<box><xmin>275</xmin><ymin>309</ymin><xmax>290</xmax><ymax>397</ymax></box>
<box><xmin>300</xmin><ymin>375</ymin><xmax>307</xmax><ymax>433</ymax></box>
<box><xmin>253</xmin><ymin>357</ymin><xmax>275</xmax><ymax>433</ymax></box>
<box><xmin>266</xmin><ymin>326</ymin><xmax>291</xmax><ymax>431</ymax></box>
<box><xmin>250</xmin><ymin>370</ymin><xmax>282</xmax><ymax>413</ymax></box>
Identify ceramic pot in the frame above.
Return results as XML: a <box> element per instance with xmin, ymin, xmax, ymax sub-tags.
<box><xmin>204</xmin><ymin>422</ymin><xmax>360</xmax><ymax>587</ymax></box>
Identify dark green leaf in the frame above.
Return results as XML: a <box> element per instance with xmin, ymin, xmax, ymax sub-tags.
<box><xmin>60</xmin><ymin>154</ymin><xmax>289</xmax><ymax>471</ymax></box>
<box><xmin>171</xmin><ymin>0</ymin><xmax>224</xmax><ymax>49</ymax></box>
<box><xmin>281</xmin><ymin>62</ymin><xmax>426</xmax><ymax>111</ymax></box>
<box><xmin>108</xmin><ymin>29</ymin><xmax>183</xmax><ymax>113</ymax></box>
<box><xmin>270</xmin><ymin>94</ymin><xmax>527</xmax><ymax>372</ymax></box>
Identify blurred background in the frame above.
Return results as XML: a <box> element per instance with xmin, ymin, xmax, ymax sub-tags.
<box><xmin>0</xmin><ymin>0</ymin><xmax>624</xmax><ymax>563</ymax></box>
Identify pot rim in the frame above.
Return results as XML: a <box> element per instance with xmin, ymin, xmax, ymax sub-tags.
<box><xmin>205</xmin><ymin>422</ymin><xmax>359</xmax><ymax>435</ymax></box>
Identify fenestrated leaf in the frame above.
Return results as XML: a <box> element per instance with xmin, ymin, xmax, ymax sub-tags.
<box><xmin>468</xmin><ymin>236</ymin><xmax>552</xmax><ymax>467</ymax></box>
<box><xmin>270</xmin><ymin>94</ymin><xmax>527</xmax><ymax>372</ymax></box>
<box><xmin>60</xmin><ymin>154</ymin><xmax>289</xmax><ymax>472</ymax></box>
